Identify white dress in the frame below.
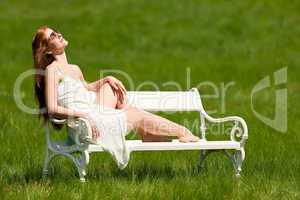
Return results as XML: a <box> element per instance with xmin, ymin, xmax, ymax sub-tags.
<box><xmin>56</xmin><ymin>66</ymin><xmax>130</xmax><ymax>169</ymax></box>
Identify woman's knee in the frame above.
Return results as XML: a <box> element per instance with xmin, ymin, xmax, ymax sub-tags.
<box><xmin>101</xmin><ymin>82</ymin><xmax>114</xmax><ymax>93</ymax></box>
<box><xmin>100</xmin><ymin>82</ymin><xmax>129</xmax><ymax>109</ymax></box>
<box><xmin>96</xmin><ymin>82</ymin><xmax>118</xmax><ymax>108</ymax></box>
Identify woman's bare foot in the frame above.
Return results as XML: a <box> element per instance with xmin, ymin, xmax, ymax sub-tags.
<box><xmin>178</xmin><ymin>133</ymin><xmax>200</xmax><ymax>143</ymax></box>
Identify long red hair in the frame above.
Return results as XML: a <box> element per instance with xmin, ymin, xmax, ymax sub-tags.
<box><xmin>32</xmin><ymin>26</ymin><xmax>63</xmax><ymax>130</ymax></box>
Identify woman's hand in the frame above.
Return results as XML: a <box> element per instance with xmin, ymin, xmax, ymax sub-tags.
<box><xmin>83</xmin><ymin>115</ymin><xmax>101</xmax><ymax>140</ymax></box>
<box><xmin>105</xmin><ymin>76</ymin><xmax>127</xmax><ymax>104</ymax></box>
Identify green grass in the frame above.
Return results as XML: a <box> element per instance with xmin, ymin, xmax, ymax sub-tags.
<box><xmin>0</xmin><ymin>0</ymin><xmax>299</xmax><ymax>199</ymax></box>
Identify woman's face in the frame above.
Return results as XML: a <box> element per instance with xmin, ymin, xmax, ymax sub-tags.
<box><xmin>44</xmin><ymin>28</ymin><xmax>68</xmax><ymax>55</ymax></box>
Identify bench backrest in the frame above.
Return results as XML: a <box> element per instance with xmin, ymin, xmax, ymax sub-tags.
<box><xmin>126</xmin><ymin>88</ymin><xmax>203</xmax><ymax>112</ymax></box>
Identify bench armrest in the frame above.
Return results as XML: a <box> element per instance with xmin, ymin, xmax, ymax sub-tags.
<box><xmin>49</xmin><ymin>117</ymin><xmax>93</xmax><ymax>145</ymax></box>
<box><xmin>202</xmin><ymin>113</ymin><xmax>248</xmax><ymax>147</ymax></box>
<box><xmin>49</xmin><ymin>117</ymin><xmax>67</xmax><ymax>124</ymax></box>
<box><xmin>66</xmin><ymin>117</ymin><xmax>94</xmax><ymax>145</ymax></box>
<box><xmin>192</xmin><ymin>88</ymin><xmax>248</xmax><ymax>147</ymax></box>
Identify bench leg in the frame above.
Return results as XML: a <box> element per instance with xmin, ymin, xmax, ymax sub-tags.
<box><xmin>66</xmin><ymin>150</ymin><xmax>90</xmax><ymax>182</ymax></box>
<box><xmin>198</xmin><ymin>150</ymin><xmax>212</xmax><ymax>169</ymax></box>
<box><xmin>198</xmin><ymin>149</ymin><xmax>245</xmax><ymax>177</ymax></box>
<box><xmin>42</xmin><ymin>148</ymin><xmax>56</xmax><ymax>179</ymax></box>
<box><xmin>224</xmin><ymin>148</ymin><xmax>245</xmax><ymax>177</ymax></box>
<box><xmin>43</xmin><ymin>147</ymin><xmax>90</xmax><ymax>182</ymax></box>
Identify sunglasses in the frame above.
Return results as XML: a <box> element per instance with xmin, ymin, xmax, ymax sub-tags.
<box><xmin>49</xmin><ymin>29</ymin><xmax>62</xmax><ymax>40</ymax></box>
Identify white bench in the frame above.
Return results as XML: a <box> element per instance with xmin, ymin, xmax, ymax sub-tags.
<box><xmin>43</xmin><ymin>88</ymin><xmax>248</xmax><ymax>182</ymax></box>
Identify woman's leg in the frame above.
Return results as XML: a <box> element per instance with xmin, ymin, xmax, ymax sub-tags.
<box><xmin>95</xmin><ymin>83</ymin><xmax>199</xmax><ymax>142</ymax></box>
<box><xmin>123</xmin><ymin>105</ymin><xmax>199</xmax><ymax>142</ymax></box>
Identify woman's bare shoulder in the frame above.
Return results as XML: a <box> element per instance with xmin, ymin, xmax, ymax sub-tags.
<box><xmin>70</xmin><ymin>64</ymin><xmax>80</xmax><ymax>70</ymax></box>
<box><xmin>69</xmin><ymin>64</ymin><xmax>83</xmax><ymax>74</ymax></box>
<box><xmin>45</xmin><ymin>63</ymin><xmax>60</xmax><ymax>77</ymax></box>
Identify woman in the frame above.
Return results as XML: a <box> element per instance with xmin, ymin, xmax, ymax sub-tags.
<box><xmin>33</xmin><ymin>26</ymin><xmax>199</xmax><ymax>169</ymax></box>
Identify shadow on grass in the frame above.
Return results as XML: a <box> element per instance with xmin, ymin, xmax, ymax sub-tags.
<box><xmin>2</xmin><ymin>150</ymin><xmax>247</xmax><ymax>185</ymax></box>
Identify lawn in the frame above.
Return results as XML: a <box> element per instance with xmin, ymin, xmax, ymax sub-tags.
<box><xmin>0</xmin><ymin>0</ymin><xmax>299</xmax><ymax>199</ymax></box>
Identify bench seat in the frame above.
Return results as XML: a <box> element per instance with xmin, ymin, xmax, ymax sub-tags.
<box><xmin>87</xmin><ymin>139</ymin><xmax>241</xmax><ymax>152</ymax></box>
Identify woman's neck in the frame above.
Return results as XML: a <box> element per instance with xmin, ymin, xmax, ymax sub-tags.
<box><xmin>54</xmin><ymin>52</ymin><xmax>68</xmax><ymax>65</ymax></box>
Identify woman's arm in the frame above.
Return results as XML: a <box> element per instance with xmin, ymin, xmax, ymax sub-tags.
<box><xmin>76</xmin><ymin>65</ymin><xmax>108</xmax><ymax>92</ymax></box>
<box><xmin>76</xmin><ymin>66</ymin><xmax>127</xmax><ymax>103</ymax></box>
<box><xmin>75</xmin><ymin>65</ymin><xmax>127</xmax><ymax>93</ymax></box>
<box><xmin>45</xmin><ymin>66</ymin><xmax>88</xmax><ymax>119</ymax></box>
<box><xmin>82</xmin><ymin>78</ymin><xmax>108</xmax><ymax>92</ymax></box>
<box><xmin>45</xmin><ymin>66</ymin><xmax>102</xmax><ymax>139</ymax></box>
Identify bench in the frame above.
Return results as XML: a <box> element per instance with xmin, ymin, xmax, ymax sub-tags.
<box><xmin>43</xmin><ymin>88</ymin><xmax>248</xmax><ymax>182</ymax></box>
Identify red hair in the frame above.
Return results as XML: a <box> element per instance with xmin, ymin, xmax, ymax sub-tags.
<box><xmin>32</xmin><ymin>26</ymin><xmax>63</xmax><ymax>130</ymax></box>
